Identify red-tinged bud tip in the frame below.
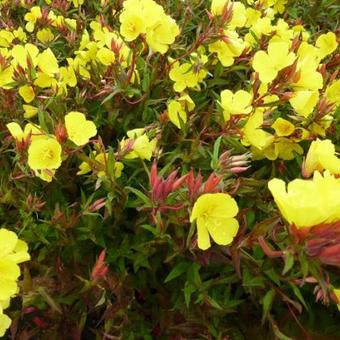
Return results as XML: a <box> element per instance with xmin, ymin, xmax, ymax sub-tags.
<box><xmin>55</xmin><ymin>122</ymin><xmax>68</xmax><ymax>144</ymax></box>
<box><xmin>230</xmin><ymin>166</ymin><xmax>250</xmax><ymax>174</ymax></box>
<box><xmin>150</xmin><ymin>162</ymin><xmax>158</xmax><ymax>187</ymax></box>
<box><xmin>301</xmin><ymin>158</ymin><xmax>310</xmax><ymax>178</ymax></box>
<box><xmin>91</xmin><ymin>250</ymin><xmax>109</xmax><ymax>281</ymax></box>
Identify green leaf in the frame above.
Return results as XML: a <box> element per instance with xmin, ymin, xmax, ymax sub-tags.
<box><xmin>299</xmin><ymin>252</ymin><xmax>309</xmax><ymax>278</ymax></box>
<box><xmin>264</xmin><ymin>268</ymin><xmax>280</xmax><ymax>286</ymax></box>
<box><xmin>262</xmin><ymin>289</ymin><xmax>275</xmax><ymax>322</ymax></box>
<box><xmin>37</xmin><ymin>287</ymin><xmax>62</xmax><ymax>315</ymax></box>
<box><xmin>243</xmin><ymin>268</ymin><xmax>265</xmax><ymax>288</ymax></box>
<box><xmin>273</xmin><ymin>325</ymin><xmax>293</xmax><ymax>340</ymax></box>
<box><xmin>183</xmin><ymin>282</ymin><xmax>196</xmax><ymax>308</ymax></box>
<box><xmin>101</xmin><ymin>87</ymin><xmax>122</xmax><ymax>105</ymax></box>
<box><xmin>210</xmin><ymin>135</ymin><xmax>223</xmax><ymax>170</ymax></box>
<box><xmin>164</xmin><ymin>262</ymin><xmax>190</xmax><ymax>283</ymax></box>
<box><xmin>289</xmin><ymin>283</ymin><xmax>308</xmax><ymax>310</ymax></box>
<box><xmin>282</xmin><ymin>252</ymin><xmax>295</xmax><ymax>275</ymax></box>
<box><xmin>187</xmin><ymin>263</ymin><xmax>201</xmax><ymax>286</ymax></box>
<box><xmin>140</xmin><ymin>224</ymin><xmax>159</xmax><ymax>236</ymax></box>
<box><xmin>205</xmin><ymin>296</ymin><xmax>224</xmax><ymax>311</ymax></box>
<box><xmin>125</xmin><ymin>186</ymin><xmax>151</xmax><ymax>206</ymax></box>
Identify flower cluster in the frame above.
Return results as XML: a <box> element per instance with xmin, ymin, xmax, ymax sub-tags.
<box><xmin>6</xmin><ymin>111</ymin><xmax>97</xmax><ymax>182</ymax></box>
<box><xmin>119</xmin><ymin>0</ymin><xmax>179</xmax><ymax>53</ymax></box>
<box><xmin>0</xmin><ymin>0</ymin><xmax>339</xmax><ymax>337</ymax></box>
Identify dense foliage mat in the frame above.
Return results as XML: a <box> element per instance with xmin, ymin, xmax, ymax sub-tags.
<box><xmin>0</xmin><ymin>0</ymin><xmax>339</xmax><ymax>338</ymax></box>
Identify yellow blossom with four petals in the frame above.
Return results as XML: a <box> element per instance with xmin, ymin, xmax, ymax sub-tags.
<box><xmin>190</xmin><ymin>193</ymin><xmax>239</xmax><ymax>250</ymax></box>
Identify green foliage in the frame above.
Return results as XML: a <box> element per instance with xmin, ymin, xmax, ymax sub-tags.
<box><xmin>0</xmin><ymin>0</ymin><xmax>339</xmax><ymax>338</ymax></box>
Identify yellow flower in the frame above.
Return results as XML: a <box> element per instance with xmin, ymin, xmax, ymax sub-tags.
<box><xmin>178</xmin><ymin>94</ymin><xmax>195</xmax><ymax>111</ymax></box>
<box><xmin>293</xmin><ymin>43</ymin><xmax>323</xmax><ymax>91</ymax></box>
<box><xmin>220</xmin><ymin>89</ymin><xmax>252</xmax><ymax>120</ymax></box>
<box><xmin>23</xmin><ymin>105</ymin><xmax>38</xmax><ymax>119</ymax></box>
<box><xmin>167</xmin><ymin>100</ymin><xmax>187</xmax><ymax>129</ymax></box>
<box><xmin>37</xmin><ymin>28</ymin><xmax>54</xmax><ymax>44</ymax></box>
<box><xmin>120</xmin><ymin>9</ymin><xmax>146</xmax><ymax>41</ymax></box>
<box><xmin>24</xmin><ymin>6</ymin><xmax>42</xmax><ymax>32</ymax></box>
<box><xmin>6</xmin><ymin>122</ymin><xmax>42</xmax><ymax>142</ymax></box>
<box><xmin>242</xmin><ymin>109</ymin><xmax>273</xmax><ymax>149</ymax></box>
<box><xmin>326</xmin><ymin>80</ymin><xmax>340</xmax><ymax>106</ymax></box>
<box><xmin>67</xmin><ymin>0</ymin><xmax>85</xmax><ymax>7</ymax></box>
<box><xmin>145</xmin><ymin>16</ymin><xmax>179</xmax><ymax>54</ymax></box>
<box><xmin>65</xmin><ymin>111</ymin><xmax>97</xmax><ymax>146</ymax></box>
<box><xmin>333</xmin><ymin>289</ymin><xmax>340</xmax><ymax>311</ymax></box>
<box><xmin>245</xmin><ymin>17</ymin><xmax>273</xmax><ymax>46</ymax></box>
<box><xmin>121</xmin><ymin>129</ymin><xmax>156</xmax><ymax>161</ymax></box>
<box><xmin>18</xmin><ymin>85</ymin><xmax>35</xmax><ymax>103</ymax></box>
<box><xmin>304</xmin><ymin>139</ymin><xmax>340</xmax><ymax>177</ymax></box>
<box><xmin>209</xmin><ymin>30</ymin><xmax>245</xmax><ymax>67</ymax></box>
<box><xmin>289</xmin><ymin>90</ymin><xmax>319</xmax><ymax>117</ymax></box>
<box><xmin>190</xmin><ymin>193</ymin><xmax>239</xmax><ymax>250</ymax></box>
<box><xmin>272</xmin><ymin>18</ymin><xmax>292</xmax><ymax>40</ymax></box>
<box><xmin>11</xmin><ymin>43</ymin><xmax>39</xmax><ymax>70</ymax></box>
<box><xmin>59</xmin><ymin>66</ymin><xmax>77</xmax><ymax>88</ymax></box>
<box><xmin>0</xmin><ymin>66</ymin><xmax>14</xmax><ymax>89</ymax></box>
<box><xmin>167</xmin><ymin>95</ymin><xmax>194</xmax><ymax>129</ymax></box>
<box><xmin>267</xmin><ymin>0</ymin><xmax>288</xmax><ymax>14</ymax></box>
<box><xmin>34</xmin><ymin>72</ymin><xmax>57</xmax><ymax>88</ymax></box>
<box><xmin>13</xmin><ymin>27</ymin><xmax>27</xmax><ymax>43</ymax></box>
<box><xmin>77</xmin><ymin>153</ymin><xmax>124</xmax><ymax>179</ymax></box>
<box><xmin>262</xmin><ymin>138</ymin><xmax>303</xmax><ymax>161</ymax></box>
<box><xmin>0</xmin><ymin>30</ymin><xmax>14</xmax><ymax>48</ymax></box>
<box><xmin>119</xmin><ymin>0</ymin><xmax>179</xmax><ymax>53</ymax></box>
<box><xmin>169</xmin><ymin>61</ymin><xmax>206</xmax><ymax>92</ymax></box>
<box><xmin>271</xmin><ymin>118</ymin><xmax>295</xmax><ymax>137</ymax></box>
<box><xmin>0</xmin><ymin>228</ymin><xmax>30</xmax><ymax>336</ymax></box>
<box><xmin>245</xmin><ymin>8</ymin><xmax>261</xmax><ymax>27</ymax></box>
<box><xmin>229</xmin><ymin>2</ymin><xmax>247</xmax><ymax>28</ymax></box>
<box><xmin>252</xmin><ymin>41</ymin><xmax>295</xmax><ymax>83</ymax></box>
<box><xmin>34</xmin><ymin>169</ymin><xmax>55</xmax><ymax>182</ymax></box>
<box><xmin>211</xmin><ymin>1</ymin><xmax>246</xmax><ymax>28</ymax></box>
<box><xmin>268</xmin><ymin>171</ymin><xmax>340</xmax><ymax>228</ymax></box>
<box><xmin>316</xmin><ymin>32</ymin><xmax>338</xmax><ymax>60</ymax></box>
<box><xmin>38</xmin><ymin>48</ymin><xmax>59</xmax><ymax>76</ymax></box>
<box><xmin>96</xmin><ymin>48</ymin><xmax>115</xmax><ymax>66</ymax></box>
<box><xmin>211</xmin><ymin>0</ymin><xmax>229</xmax><ymax>16</ymax></box>
<box><xmin>0</xmin><ymin>312</ymin><xmax>11</xmax><ymax>337</ymax></box>
<box><xmin>28</xmin><ymin>137</ymin><xmax>62</xmax><ymax>170</ymax></box>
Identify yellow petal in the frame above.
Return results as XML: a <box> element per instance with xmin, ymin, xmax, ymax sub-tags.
<box><xmin>65</xmin><ymin>111</ymin><xmax>97</xmax><ymax>146</ymax></box>
<box><xmin>23</xmin><ymin>105</ymin><xmax>38</xmax><ymax>119</ymax></box>
<box><xmin>0</xmin><ymin>229</ymin><xmax>18</xmax><ymax>257</ymax></box>
<box><xmin>38</xmin><ymin>48</ymin><xmax>59</xmax><ymax>75</ymax></box>
<box><xmin>207</xmin><ymin>217</ymin><xmax>239</xmax><ymax>246</ymax></box>
<box><xmin>6</xmin><ymin>122</ymin><xmax>24</xmax><ymax>141</ymax></box>
<box><xmin>19</xmin><ymin>85</ymin><xmax>35</xmax><ymax>103</ymax></box>
<box><xmin>196</xmin><ymin>217</ymin><xmax>211</xmax><ymax>250</ymax></box>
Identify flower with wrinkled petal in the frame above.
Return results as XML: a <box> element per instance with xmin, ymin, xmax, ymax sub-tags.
<box><xmin>65</xmin><ymin>111</ymin><xmax>97</xmax><ymax>146</ymax></box>
<box><xmin>190</xmin><ymin>193</ymin><xmax>239</xmax><ymax>250</ymax></box>
<box><xmin>220</xmin><ymin>89</ymin><xmax>252</xmax><ymax>120</ymax></box>
<box><xmin>0</xmin><ymin>228</ymin><xmax>30</xmax><ymax>337</ymax></box>
<box><xmin>252</xmin><ymin>41</ymin><xmax>295</xmax><ymax>83</ymax></box>
<box><xmin>268</xmin><ymin>171</ymin><xmax>340</xmax><ymax>229</ymax></box>
<box><xmin>304</xmin><ymin>139</ymin><xmax>340</xmax><ymax>177</ymax></box>
<box><xmin>28</xmin><ymin>137</ymin><xmax>62</xmax><ymax>170</ymax></box>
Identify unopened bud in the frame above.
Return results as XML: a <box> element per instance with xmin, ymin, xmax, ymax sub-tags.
<box><xmin>230</xmin><ymin>166</ymin><xmax>251</xmax><ymax>174</ymax></box>
<box><xmin>55</xmin><ymin>122</ymin><xmax>68</xmax><ymax>144</ymax></box>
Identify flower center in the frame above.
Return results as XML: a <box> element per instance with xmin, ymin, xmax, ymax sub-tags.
<box><xmin>43</xmin><ymin>148</ymin><xmax>55</xmax><ymax>161</ymax></box>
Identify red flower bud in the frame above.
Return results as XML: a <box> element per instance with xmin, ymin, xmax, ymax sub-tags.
<box><xmin>91</xmin><ymin>250</ymin><xmax>109</xmax><ymax>281</ymax></box>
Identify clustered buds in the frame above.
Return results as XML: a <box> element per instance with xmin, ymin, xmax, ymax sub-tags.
<box><xmin>150</xmin><ymin>162</ymin><xmax>187</xmax><ymax>203</ymax></box>
<box><xmin>219</xmin><ymin>150</ymin><xmax>251</xmax><ymax>174</ymax></box>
